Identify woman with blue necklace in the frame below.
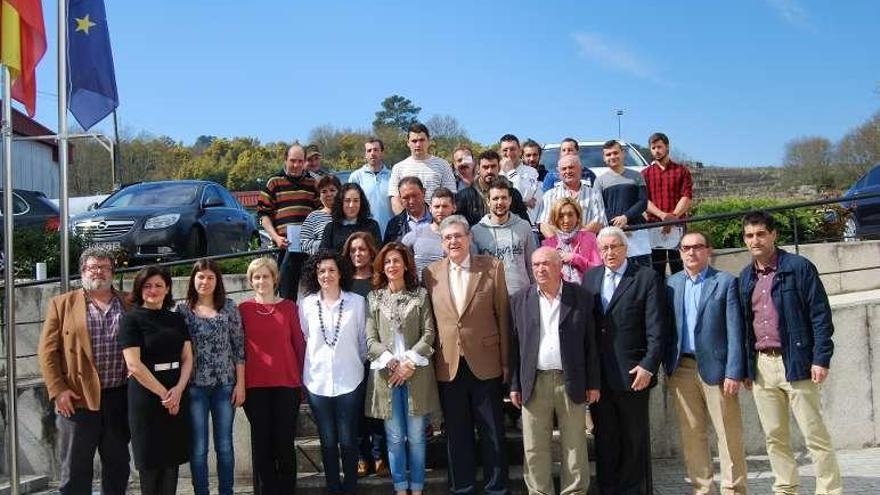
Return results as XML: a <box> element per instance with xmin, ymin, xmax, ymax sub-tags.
<box><xmin>299</xmin><ymin>249</ymin><xmax>367</xmax><ymax>494</ymax></box>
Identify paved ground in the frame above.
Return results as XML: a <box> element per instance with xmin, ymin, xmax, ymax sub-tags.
<box><xmin>23</xmin><ymin>446</ymin><xmax>880</xmax><ymax>494</ymax></box>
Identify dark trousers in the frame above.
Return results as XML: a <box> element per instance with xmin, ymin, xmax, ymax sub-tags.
<box><xmin>138</xmin><ymin>466</ymin><xmax>178</xmax><ymax>495</ymax></box>
<box><xmin>651</xmin><ymin>248</ymin><xmax>683</xmax><ymax>277</ymax></box>
<box><xmin>243</xmin><ymin>387</ymin><xmax>300</xmax><ymax>495</ymax></box>
<box><xmin>308</xmin><ymin>385</ymin><xmax>364</xmax><ymax>494</ymax></box>
<box><xmin>279</xmin><ymin>251</ymin><xmax>308</xmax><ymax>300</ymax></box>
<box><xmin>438</xmin><ymin>360</ymin><xmax>509</xmax><ymax>495</ymax></box>
<box><xmin>57</xmin><ymin>385</ymin><xmax>130</xmax><ymax>495</ymax></box>
<box><xmin>358</xmin><ymin>366</ymin><xmax>386</xmax><ymax>464</ymax></box>
<box><xmin>591</xmin><ymin>388</ymin><xmax>651</xmax><ymax>495</ymax></box>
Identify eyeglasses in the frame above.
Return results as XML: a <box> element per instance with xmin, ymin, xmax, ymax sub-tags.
<box><xmin>680</xmin><ymin>244</ymin><xmax>707</xmax><ymax>252</ymax></box>
<box><xmin>443</xmin><ymin>233</ymin><xmax>467</xmax><ymax>242</ymax></box>
<box><xmin>598</xmin><ymin>243</ymin><xmax>625</xmax><ymax>253</ymax></box>
<box><xmin>84</xmin><ymin>264</ymin><xmax>113</xmax><ymax>273</ymax></box>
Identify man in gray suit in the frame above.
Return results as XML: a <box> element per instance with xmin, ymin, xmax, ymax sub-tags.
<box><xmin>664</xmin><ymin>231</ymin><xmax>747</xmax><ymax>494</ymax></box>
<box><xmin>510</xmin><ymin>247</ymin><xmax>601</xmax><ymax>494</ymax></box>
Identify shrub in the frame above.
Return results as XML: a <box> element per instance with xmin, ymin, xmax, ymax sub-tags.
<box><xmin>7</xmin><ymin>229</ymin><xmax>91</xmax><ymax>279</ymax></box>
<box><xmin>689</xmin><ymin>197</ymin><xmax>846</xmax><ymax>249</ymax></box>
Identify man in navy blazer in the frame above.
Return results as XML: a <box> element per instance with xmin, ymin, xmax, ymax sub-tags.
<box><xmin>739</xmin><ymin>211</ymin><xmax>841</xmax><ymax>495</ymax></box>
<box><xmin>509</xmin><ymin>247</ymin><xmax>601</xmax><ymax>494</ymax></box>
<box><xmin>582</xmin><ymin>226</ymin><xmax>667</xmax><ymax>495</ymax></box>
<box><xmin>664</xmin><ymin>231</ymin><xmax>747</xmax><ymax>494</ymax></box>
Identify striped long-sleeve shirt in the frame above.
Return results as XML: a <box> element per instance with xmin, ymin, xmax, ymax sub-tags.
<box><xmin>299</xmin><ymin>210</ymin><xmax>333</xmax><ymax>255</ymax></box>
<box><xmin>257</xmin><ymin>169</ymin><xmax>318</xmax><ymax>238</ymax></box>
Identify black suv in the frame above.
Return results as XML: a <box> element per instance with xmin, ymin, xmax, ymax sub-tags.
<box><xmin>72</xmin><ymin>180</ymin><xmax>259</xmax><ymax>263</ymax></box>
<box><xmin>842</xmin><ymin>163</ymin><xmax>880</xmax><ymax>239</ymax></box>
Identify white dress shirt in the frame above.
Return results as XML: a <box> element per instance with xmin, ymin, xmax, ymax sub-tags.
<box><xmin>536</xmin><ymin>286</ymin><xmax>563</xmax><ymax>371</ymax></box>
<box><xmin>300</xmin><ymin>291</ymin><xmax>367</xmax><ymax>397</ymax></box>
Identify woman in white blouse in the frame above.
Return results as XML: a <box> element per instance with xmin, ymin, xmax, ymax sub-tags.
<box><xmin>364</xmin><ymin>242</ymin><xmax>440</xmax><ymax>495</ymax></box>
<box><xmin>299</xmin><ymin>249</ymin><xmax>366</xmax><ymax>494</ymax></box>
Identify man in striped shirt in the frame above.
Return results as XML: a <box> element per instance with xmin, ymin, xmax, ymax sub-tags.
<box><xmin>258</xmin><ymin>144</ymin><xmax>318</xmax><ymax>298</ymax></box>
<box><xmin>388</xmin><ymin>122</ymin><xmax>457</xmax><ymax>214</ymax></box>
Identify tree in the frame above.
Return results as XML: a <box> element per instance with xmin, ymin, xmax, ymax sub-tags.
<box><xmin>425</xmin><ymin>114</ymin><xmax>468</xmax><ymax>141</ymax></box>
<box><xmin>373</xmin><ymin>95</ymin><xmax>421</xmax><ymax>132</ymax></box>
<box><xmin>782</xmin><ymin>136</ymin><xmax>834</xmax><ymax>187</ymax></box>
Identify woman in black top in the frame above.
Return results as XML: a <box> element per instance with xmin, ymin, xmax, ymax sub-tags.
<box><xmin>319</xmin><ymin>183</ymin><xmax>381</xmax><ymax>252</ymax></box>
<box><xmin>343</xmin><ymin>231</ymin><xmax>379</xmax><ymax>298</ymax></box>
<box><xmin>119</xmin><ymin>266</ymin><xmax>193</xmax><ymax>495</ymax></box>
<box><xmin>342</xmin><ymin>231</ymin><xmax>388</xmax><ymax>476</ymax></box>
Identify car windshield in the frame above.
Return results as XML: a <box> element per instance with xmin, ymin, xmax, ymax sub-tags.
<box><xmin>542</xmin><ymin>145</ymin><xmax>646</xmax><ymax>172</ymax></box>
<box><xmin>102</xmin><ymin>183</ymin><xmax>199</xmax><ymax>208</ymax></box>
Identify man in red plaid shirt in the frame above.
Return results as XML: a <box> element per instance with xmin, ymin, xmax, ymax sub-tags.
<box><xmin>642</xmin><ymin>132</ymin><xmax>693</xmax><ymax>276</ymax></box>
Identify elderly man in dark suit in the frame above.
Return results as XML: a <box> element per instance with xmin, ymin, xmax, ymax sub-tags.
<box><xmin>423</xmin><ymin>214</ymin><xmax>510</xmax><ymax>495</ymax></box>
<box><xmin>510</xmin><ymin>247</ymin><xmax>601</xmax><ymax>494</ymax></box>
<box><xmin>665</xmin><ymin>231</ymin><xmax>747</xmax><ymax>494</ymax></box>
<box><xmin>582</xmin><ymin>226</ymin><xmax>667</xmax><ymax>495</ymax></box>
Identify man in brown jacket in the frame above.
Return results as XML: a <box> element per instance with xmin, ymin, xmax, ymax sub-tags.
<box><xmin>423</xmin><ymin>214</ymin><xmax>510</xmax><ymax>495</ymax></box>
<box><xmin>38</xmin><ymin>247</ymin><xmax>131</xmax><ymax>495</ymax></box>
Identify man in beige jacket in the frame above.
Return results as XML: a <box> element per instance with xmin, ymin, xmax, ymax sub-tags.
<box><xmin>423</xmin><ymin>214</ymin><xmax>510</xmax><ymax>495</ymax></box>
<box><xmin>38</xmin><ymin>247</ymin><xmax>131</xmax><ymax>495</ymax></box>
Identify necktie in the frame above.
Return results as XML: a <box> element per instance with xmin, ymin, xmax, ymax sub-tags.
<box><xmin>452</xmin><ymin>265</ymin><xmax>466</xmax><ymax>314</ymax></box>
<box><xmin>602</xmin><ymin>270</ymin><xmax>616</xmax><ymax>312</ymax></box>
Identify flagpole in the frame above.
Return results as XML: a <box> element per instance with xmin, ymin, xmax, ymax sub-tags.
<box><xmin>2</xmin><ymin>64</ymin><xmax>22</xmax><ymax>495</ymax></box>
<box><xmin>111</xmin><ymin>109</ymin><xmax>119</xmax><ymax>187</ymax></box>
<box><xmin>58</xmin><ymin>0</ymin><xmax>71</xmax><ymax>292</ymax></box>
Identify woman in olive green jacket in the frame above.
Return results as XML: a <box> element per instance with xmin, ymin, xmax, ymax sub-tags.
<box><xmin>364</xmin><ymin>242</ymin><xmax>440</xmax><ymax>495</ymax></box>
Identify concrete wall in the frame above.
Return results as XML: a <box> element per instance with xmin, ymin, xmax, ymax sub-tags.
<box><xmin>711</xmin><ymin>239</ymin><xmax>880</xmax><ymax>296</ymax></box>
<box><xmin>2</xmin><ymin>252</ymin><xmax>880</xmax><ymax>479</ymax></box>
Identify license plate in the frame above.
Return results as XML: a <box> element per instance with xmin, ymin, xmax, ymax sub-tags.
<box><xmin>92</xmin><ymin>241</ymin><xmax>121</xmax><ymax>251</ymax></box>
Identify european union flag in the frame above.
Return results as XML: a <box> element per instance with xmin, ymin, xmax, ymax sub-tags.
<box><xmin>67</xmin><ymin>0</ymin><xmax>118</xmax><ymax>130</ymax></box>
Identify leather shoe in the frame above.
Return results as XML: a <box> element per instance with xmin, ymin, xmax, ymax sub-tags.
<box><xmin>374</xmin><ymin>459</ymin><xmax>390</xmax><ymax>477</ymax></box>
<box><xmin>357</xmin><ymin>460</ymin><xmax>369</xmax><ymax>477</ymax></box>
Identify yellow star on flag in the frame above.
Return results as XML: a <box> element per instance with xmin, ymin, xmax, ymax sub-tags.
<box><xmin>75</xmin><ymin>14</ymin><xmax>96</xmax><ymax>35</ymax></box>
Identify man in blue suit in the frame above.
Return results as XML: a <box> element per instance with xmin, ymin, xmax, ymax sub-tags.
<box><xmin>665</xmin><ymin>231</ymin><xmax>747</xmax><ymax>494</ymax></box>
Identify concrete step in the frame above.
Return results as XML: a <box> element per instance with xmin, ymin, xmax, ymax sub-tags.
<box><xmin>0</xmin><ymin>475</ymin><xmax>50</xmax><ymax>495</ymax></box>
<box><xmin>295</xmin><ymin>428</ymin><xmax>595</xmax><ymax>473</ymax></box>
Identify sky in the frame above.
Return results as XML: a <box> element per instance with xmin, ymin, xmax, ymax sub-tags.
<box><xmin>24</xmin><ymin>0</ymin><xmax>880</xmax><ymax>167</ymax></box>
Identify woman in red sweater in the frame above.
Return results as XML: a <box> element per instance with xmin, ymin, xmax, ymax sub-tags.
<box><xmin>239</xmin><ymin>257</ymin><xmax>306</xmax><ymax>495</ymax></box>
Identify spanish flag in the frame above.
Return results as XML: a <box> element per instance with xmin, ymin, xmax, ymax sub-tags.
<box><xmin>0</xmin><ymin>0</ymin><xmax>46</xmax><ymax>117</ymax></box>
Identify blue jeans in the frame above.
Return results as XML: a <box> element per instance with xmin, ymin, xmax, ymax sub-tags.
<box><xmin>384</xmin><ymin>385</ymin><xmax>427</xmax><ymax>492</ymax></box>
<box><xmin>308</xmin><ymin>386</ymin><xmax>363</xmax><ymax>494</ymax></box>
<box><xmin>189</xmin><ymin>384</ymin><xmax>235</xmax><ymax>495</ymax></box>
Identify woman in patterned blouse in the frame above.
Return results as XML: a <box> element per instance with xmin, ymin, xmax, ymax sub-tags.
<box><xmin>175</xmin><ymin>259</ymin><xmax>245</xmax><ymax>495</ymax></box>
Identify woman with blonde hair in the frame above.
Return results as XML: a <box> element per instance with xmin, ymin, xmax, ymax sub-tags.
<box><xmin>541</xmin><ymin>196</ymin><xmax>602</xmax><ymax>283</ymax></box>
<box><xmin>239</xmin><ymin>257</ymin><xmax>306</xmax><ymax>494</ymax></box>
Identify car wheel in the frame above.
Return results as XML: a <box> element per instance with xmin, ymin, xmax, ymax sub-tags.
<box><xmin>843</xmin><ymin>217</ymin><xmax>858</xmax><ymax>242</ymax></box>
<box><xmin>185</xmin><ymin>229</ymin><xmax>206</xmax><ymax>258</ymax></box>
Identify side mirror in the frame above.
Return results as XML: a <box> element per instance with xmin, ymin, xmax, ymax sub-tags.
<box><xmin>88</xmin><ymin>202</ymin><xmax>99</xmax><ymax>211</ymax></box>
<box><xmin>203</xmin><ymin>197</ymin><xmax>224</xmax><ymax>208</ymax></box>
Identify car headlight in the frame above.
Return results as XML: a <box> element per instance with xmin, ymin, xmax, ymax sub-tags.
<box><xmin>144</xmin><ymin>213</ymin><xmax>180</xmax><ymax>230</ymax></box>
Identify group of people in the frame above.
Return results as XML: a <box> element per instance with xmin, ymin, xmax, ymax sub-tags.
<box><xmin>36</xmin><ymin>125</ymin><xmax>842</xmax><ymax>495</ymax></box>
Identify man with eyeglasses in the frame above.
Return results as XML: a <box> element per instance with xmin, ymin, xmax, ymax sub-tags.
<box><xmin>664</xmin><ymin>232</ymin><xmax>747</xmax><ymax>494</ymax></box>
<box><xmin>424</xmin><ymin>215</ymin><xmax>511</xmax><ymax>495</ymax></box>
<box><xmin>39</xmin><ymin>247</ymin><xmax>132</xmax><ymax>495</ymax></box>
<box><xmin>582</xmin><ymin>226</ymin><xmax>666</xmax><ymax>494</ymax></box>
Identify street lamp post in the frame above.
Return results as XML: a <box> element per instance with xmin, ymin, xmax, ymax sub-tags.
<box><xmin>616</xmin><ymin>109</ymin><xmax>624</xmax><ymax>138</ymax></box>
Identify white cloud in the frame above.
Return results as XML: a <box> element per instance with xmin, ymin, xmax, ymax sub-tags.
<box><xmin>765</xmin><ymin>0</ymin><xmax>814</xmax><ymax>30</ymax></box>
<box><xmin>572</xmin><ymin>32</ymin><xmax>672</xmax><ymax>87</ymax></box>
